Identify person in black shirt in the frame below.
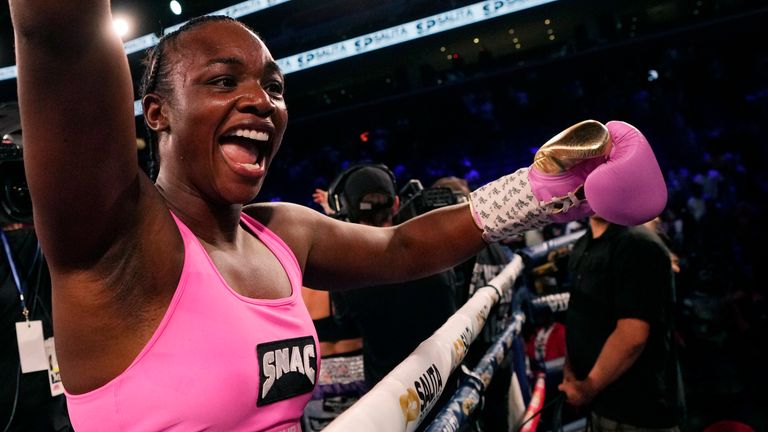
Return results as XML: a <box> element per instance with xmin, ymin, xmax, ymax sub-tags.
<box><xmin>559</xmin><ymin>215</ymin><xmax>680</xmax><ymax>431</ymax></box>
<box><xmin>324</xmin><ymin>164</ymin><xmax>460</xmax><ymax>388</ymax></box>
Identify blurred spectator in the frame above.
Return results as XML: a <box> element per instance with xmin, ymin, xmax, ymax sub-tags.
<box><xmin>560</xmin><ymin>215</ymin><xmax>682</xmax><ymax>431</ymax></box>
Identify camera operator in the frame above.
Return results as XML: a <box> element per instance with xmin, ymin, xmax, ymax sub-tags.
<box><xmin>326</xmin><ymin>165</ymin><xmax>459</xmax><ymax>390</ymax></box>
<box><xmin>1</xmin><ymin>102</ymin><xmax>72</xmax><ymax>432</ymax></box>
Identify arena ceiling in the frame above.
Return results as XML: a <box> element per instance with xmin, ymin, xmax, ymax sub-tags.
<box><xmin>0</xmin><ymin>0</ymin><xmax>763</xmax><ymax>110</ymax></box>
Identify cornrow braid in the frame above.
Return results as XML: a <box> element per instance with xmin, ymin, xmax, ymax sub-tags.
<box><xmin>138</xmin><ymin>15</ymin><xmax>246</xmax><ymax>180</ymax></box>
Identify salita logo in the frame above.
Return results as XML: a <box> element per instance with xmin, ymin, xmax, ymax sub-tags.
<box><xmin>399</xmin><ymin>363</ymin><xmax>444</xmax><ymax>424</ymax></box>
<box><xmin>451</xmin><ymin>326</ymin><xmax>473</xmax><ymax>366</ymax></box>
<box><xmin>257</xmin><ymin>336</ymin><xmax>317</xmax><ymax>406</ymax></box>
<box><xmin>416</xmin><ymin>364</ymin><xmax>444</xmax><ymax>417</ymax></box>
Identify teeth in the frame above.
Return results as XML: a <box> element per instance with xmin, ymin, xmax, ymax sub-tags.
<box><xmin>227</xmin><ymin>129</ymin><xmax>269</xmax><ymax>141</ymax></box>
<box><xmin>240</xmin><ymin>162</ymin><xmax>262</xmax><ymax>170</ymax></box>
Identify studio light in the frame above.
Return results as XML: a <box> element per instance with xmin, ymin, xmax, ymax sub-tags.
<box><xmin>112</xmin><ymin>17</ymin><xmax>131</xmax><ymax>38</ymax></box>
<box><xmin>170</xmin><ymin>1</ymin><xmax>183</xmax><ymax>16</ymax></box>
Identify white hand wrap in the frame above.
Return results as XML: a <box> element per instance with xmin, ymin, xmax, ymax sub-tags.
<box><xmin>469</xmin><ymin>167</ymin><xmax>551</xmax><ymax>243</ymax></box>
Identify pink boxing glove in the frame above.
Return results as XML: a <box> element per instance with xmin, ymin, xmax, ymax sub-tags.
<box><xmin>470</xmin><ymin>120</ymin><xmax>667</xmax><ymax>243</ymax></box>
<box><xmin>527</xmin><ymin>120</ymin><xmax>611</xmax><ymax>223</ymax></box>
<box><xmin>585</xmin><ymin>121</ymin><xmax>667</xmax><ymax>226</ymax></box>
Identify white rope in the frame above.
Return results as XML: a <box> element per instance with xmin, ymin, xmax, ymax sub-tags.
<box><xmin>324</xmin><ymin>255</ymin><xmax>524</xmax><ymax>432</ymax></box>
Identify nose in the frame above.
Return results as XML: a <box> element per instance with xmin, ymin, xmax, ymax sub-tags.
<box><xmin>236</xmin><ymin>85</ymin><xmax>275</xmax><ymax>117</ymax></box>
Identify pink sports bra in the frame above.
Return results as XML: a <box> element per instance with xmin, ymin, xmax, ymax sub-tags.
<box><xmin>65</xmin><ymin>212</ymin><xmax>318</xmax><ymax>431</ymax></box>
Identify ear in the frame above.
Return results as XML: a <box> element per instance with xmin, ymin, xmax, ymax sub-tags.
<box><xmin>142</xmin><ymin>93</ymin><xmax>169</xmax><ymax>133</ymax></box>
<box><xmin>391</xmin><ymin>195</ymin><xmax>400</xmax><ymax>215</ymax></box>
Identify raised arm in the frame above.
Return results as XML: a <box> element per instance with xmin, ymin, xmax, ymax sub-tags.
<box><xmin>10</xmin><ymin>0</ymin><xmax>148</xmax><ymax>269</ymax></box>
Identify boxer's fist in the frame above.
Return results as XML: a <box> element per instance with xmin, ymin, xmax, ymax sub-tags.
<box><xmin>528</xmin><ymin>120</ymin><xmax>611</xmax><ymax>222</ymax></box>
<box><xmin>470</xmin><ymin>120</ymin><xmax>666</xmax><ymax>242</ymax></box>
<box><xmin>585</xmin><ymin>121</ymin><xmax>667</xmax><ymax>226</ymax></box>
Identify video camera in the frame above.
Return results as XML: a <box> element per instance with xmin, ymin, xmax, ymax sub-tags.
<box><xmin>0</xmin><ymin>102</ymin><xmax>33</xmax><ymax>224</ymax></box>
<box><xmin>393</xmin><ymin>179</ymin><xmax>467</xmax><ymax>224</ymax></box>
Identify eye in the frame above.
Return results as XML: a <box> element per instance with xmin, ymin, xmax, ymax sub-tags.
<box><xmin>264</xmin><ymin>81</ymin><xmax>284</xmax><ymax>98</ymax></box>
<box><xmin>209</xmin><ymin>76</ymin><xmax>237</xmax><ymax>88</ymax></box>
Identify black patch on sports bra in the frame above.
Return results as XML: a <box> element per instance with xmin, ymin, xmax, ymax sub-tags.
<box><xmin>257</xmin><ymin>336</ymin><xmax>317</xmax><ymax>406</ymax></box>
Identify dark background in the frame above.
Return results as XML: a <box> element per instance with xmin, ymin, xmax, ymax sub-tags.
<box><xmin>2</xmin><ymin>1</ymin><xmax>767</xmax><ymax>430</ymax></box>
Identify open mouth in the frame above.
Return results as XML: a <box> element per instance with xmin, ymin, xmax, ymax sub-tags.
<box><xmin>219</xmin><ymin>128</ymin><xmax>270</xmax><ymax>172</ymax></box>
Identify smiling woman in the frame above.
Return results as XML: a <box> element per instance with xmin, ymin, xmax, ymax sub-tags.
<box><xmin>138</xmin><ymin>15</ymin><xmax>285</xmax><ymax>181</ymax></box>
<box><xmin>6</xmin><ymin>0</ymin><xmax>666</xmax><ymax>430</ymax></box>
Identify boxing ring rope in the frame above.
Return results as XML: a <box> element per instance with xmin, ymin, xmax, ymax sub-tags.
<box><xmin>323</xmin><ymin>254</ymin><xmax>525</xmax><ymax>432</ymax></box>
<box><xmin>517</xmin><ymin>229</ymin><xmax>585</xmax><ymax>262</ymax></box>
<box><xmin>422</xmin><ymin>232</ymin><xmax>585</xmax><ymax>432</ymax></box>
<box><xmin>425</xmin><ymin>291</ymin><xmax>576</xmax><ymax>432</ymax></box>
<box><xmin>518</xmin><ymin>372</ymin><xmax>547</xmax><ymax>432</ymax></box>
<box><xmin>423</xmin><ymin>311</ymin><xmax>526</xmax><ymax>432</ymax></box>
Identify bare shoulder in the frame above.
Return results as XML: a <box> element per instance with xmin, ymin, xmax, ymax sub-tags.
<box><xmin>243</xmin><ymin>201</ymin><xmax>322</xmax><ymax>226</ymax></box>
<box><xmin>244</xmin><ymin>202</ymin><xmax>326</xmax><ymax>264</ymax></box>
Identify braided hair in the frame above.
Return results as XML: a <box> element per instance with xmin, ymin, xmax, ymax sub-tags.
<box><xmin>139</xmin><ymin>15</ymin><xmax>248</xmax><ymax>180</ymax></box>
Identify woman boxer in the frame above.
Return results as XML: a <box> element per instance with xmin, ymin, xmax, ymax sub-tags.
<box><xmin>8</xmin><ymin>2</ymin><xmax>665</xmax><ymax>430</ymax></box>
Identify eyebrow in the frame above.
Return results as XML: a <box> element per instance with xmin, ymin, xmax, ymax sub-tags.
<box><xmin>202</xmin><ymin>57</ymin><xmax>284</xmax><ymax>80</ymax></box>
<box><xmin>204</xmin><ymin>57</ymin><xmax>244</xmax><ymax>68</ymax></box>
<box><xmin>264</xmin><ymin>60</ymin><xmax>284</xmax><ymax>80</ymax></box>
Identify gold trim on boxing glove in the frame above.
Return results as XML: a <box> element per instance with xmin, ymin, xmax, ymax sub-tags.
<box><xmin>533</xmin><ymin>120</ymin><xmax>612</xmax><ymax>174</ymax></box>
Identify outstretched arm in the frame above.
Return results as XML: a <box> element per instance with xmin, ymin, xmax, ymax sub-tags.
<box><xmin>248</xmin><ymin>201</ymin><xmax>487</xmax><ymax>290</ymax></box>
<box><xmin>10</xmin><ymin>0</ymin><xmax>149</xmax><ymax>270</ymax></box>
<box><xmin>310</xmin><ymin>202</ymin><xmax>487</xmax><ymax>289</ymax></box>
<box><xmin>258</xmin><ymin>120</ymin><xmax>667</xmax><ymax>290</ymax></box>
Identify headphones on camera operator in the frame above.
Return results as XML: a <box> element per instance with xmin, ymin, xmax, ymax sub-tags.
<box><xmin>327</xmin><ymin>162</ymin><xmax>397</xmax><ymax>223</ymax></box>
<box><xmin>0</xmin><ymin>101</ymin><xmax>33</xmax><ymax>225</ymax></box>
<box><xmin>327</xmin><ymin>162</ymin><xmax>465</xmax><ymax>226</ymax></box>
